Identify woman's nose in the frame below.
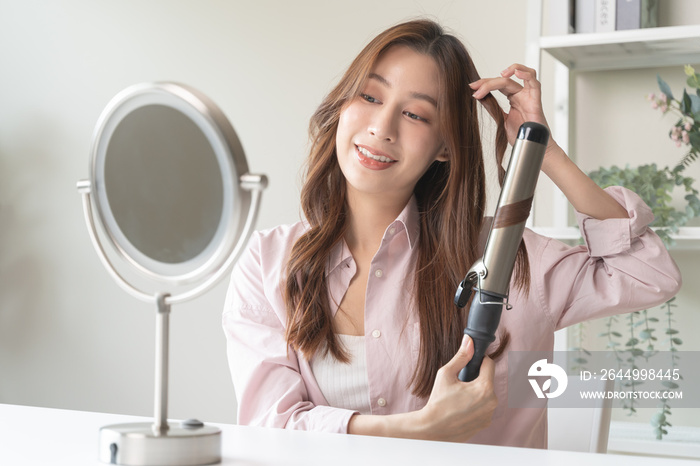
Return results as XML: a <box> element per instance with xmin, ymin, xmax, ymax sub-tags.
<box><xmin>368</xmin><ymin>106</ymin><xmax>397</xmax><ymax>142</ymax></box>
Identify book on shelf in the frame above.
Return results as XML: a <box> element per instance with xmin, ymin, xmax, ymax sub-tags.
<box><xmin>595</xmin><ymin>0</ymin><xmax>616</xmax><ymax>32</ymax></box>
<box><xmin>548</xmin><ymin>0</ymin><xmax>575</xmax><ymax>35</ymax></box>
<box><xmin>575</xmin><ymin>0</ymin><xmax>596</xmax><ymax>33</ymax></box>
<box><xmin>616</xmin><ymin>0</ymin><xmax>659</xmax><ymax>30</ymax></box>
<box><xmin>568</xmin><ymin>0</ymin><xmax>659</xmax><ymax>34</ymax></box>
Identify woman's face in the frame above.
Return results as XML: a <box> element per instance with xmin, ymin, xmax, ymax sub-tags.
<box><xmin>335</xmin><ymin>45</ymin><xmax>446</xmax><ymax>205</ymax></box>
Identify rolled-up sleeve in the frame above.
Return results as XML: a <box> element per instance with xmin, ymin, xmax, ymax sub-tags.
<box><xmin>222</xmin><ymin>230</ymin><xmax>356</xmax><ymax>433</ymax></box>
<box><xmin>531</xmin><ymin>186</ymin><xmax>682</xmax><ymax>330</ymax></box>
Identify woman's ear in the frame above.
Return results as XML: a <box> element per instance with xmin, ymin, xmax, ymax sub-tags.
<box><xmin>436</xmin><ymin>145</ymin><xmax>449</xmax><ymax>162</ymax></box>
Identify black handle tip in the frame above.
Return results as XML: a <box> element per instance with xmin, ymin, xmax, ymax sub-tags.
<box><xmin>517</xmin><ymin>122</ymin><xmax>549</xmax><ymax>145</ymax></box>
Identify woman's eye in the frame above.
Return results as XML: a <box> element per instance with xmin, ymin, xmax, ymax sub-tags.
<box><xmin>361</xmin><ymin>93</ymin><xmax>379</xmax><ymax>103</ymax></box>
<box><xmin>404</xmin><ymin>111</ymin><xmax>427</xmax><ymax>123</ymax></box>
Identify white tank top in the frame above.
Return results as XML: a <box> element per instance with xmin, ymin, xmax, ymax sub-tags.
<box><xmin>310</xmin><ymin>334</ymin><xmax>372</xmax><ymax>414</ymax></box>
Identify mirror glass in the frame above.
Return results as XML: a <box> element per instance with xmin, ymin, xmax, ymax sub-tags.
<box><xmin>90</xmin><ymin>82</ymin><xmax>250</xmax><ymax>284</ymax></box>
<box><xmin>104</xmin><ymin>104</ymin><xmax>223</xmax><ymax>265</ymax></box>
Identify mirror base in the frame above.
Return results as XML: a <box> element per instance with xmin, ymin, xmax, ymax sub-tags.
<box><xmin>99</xmin><ymin>422</ymin><xmax>221</xmax><ymax>465</ymax></box>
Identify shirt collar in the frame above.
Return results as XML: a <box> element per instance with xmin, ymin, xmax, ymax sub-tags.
<box><xmin>394</xmin><ymin>194</ymin><xmax>420</xmax><ymax>250</ymax></box>
<box><xmin>327</xmin><ymin>238</ymin><xmax>353</xmax><ymax>277</ymax></box>
<box><xmin>326</xmin><ymin>195</ymin><xmax>420</xmax><ymax>276</ymax></box>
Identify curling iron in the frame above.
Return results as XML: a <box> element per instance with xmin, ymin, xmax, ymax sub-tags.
<box><xmin>454</xmin><ymin>122</ymin><xmax>549</xmax><ymax>382</ymax></box>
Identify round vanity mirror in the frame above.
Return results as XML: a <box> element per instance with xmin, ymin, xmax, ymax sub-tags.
<box><xmin>89</xmin><ymin>82</ymin><xmax>255</xmax><ymax>285</ymax></box>
<box><xmin>78</xmin><ymin>82</ymin><xmax>267</xmax><ymax>466</ymax></box>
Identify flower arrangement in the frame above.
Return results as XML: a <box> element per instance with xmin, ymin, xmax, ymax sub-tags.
<box><xmin>647</xmin><ymin>65</ymin><xmax>700</xmax><ymax>169</ymax></box>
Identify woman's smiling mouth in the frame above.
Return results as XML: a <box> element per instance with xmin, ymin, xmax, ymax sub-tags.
<box><xmin>355</xmin><ymin>144</ymin><xmax>397</xmax><ymax>170</ymax></box>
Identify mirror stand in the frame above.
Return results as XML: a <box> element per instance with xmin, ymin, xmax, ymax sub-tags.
<box><xmin>78</xmin><ymin>174</ymin><xmax>267</xmax><ymax>465</ymax></box>
<box><xmin>97</xmin><ymin>293</ymin><xmax>221</xmax><ymax>466</ymax></box>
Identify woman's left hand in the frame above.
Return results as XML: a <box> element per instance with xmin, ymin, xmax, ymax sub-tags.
<box><xmin>469</xmin><ymin>64</ymin><xmax>550</xmax><ymax>146</ymax></box>
<box><xmin>471</xmin><ymin>64</ymin><xmax>629</xmax><ymax>220</ymax></box>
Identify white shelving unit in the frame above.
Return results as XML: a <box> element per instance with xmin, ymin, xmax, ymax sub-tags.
<box><xmin>526</xmin><ymin>2</ymin><xmax>700</xmax><ymax>458</ymax></box>
<box><xmin>525</xmin><ymin>0</ymin><xmax>700</xmax><ymax>249</ymax></box>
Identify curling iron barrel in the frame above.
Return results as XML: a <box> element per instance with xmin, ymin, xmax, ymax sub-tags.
<box><xmin>454</xmin><ymin>122</ymin><xmax>549</xmax><ymax>382</ymax></box>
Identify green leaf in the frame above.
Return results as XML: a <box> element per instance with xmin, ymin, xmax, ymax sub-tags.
<box><xmin>672</xmin><ymin>337</ymin><xmax>683</xmax><ymax>345</ymax></box>
<box><xmin>681</xmin><ymin>89</ymin><xmax>692</xmax><ymax>114</ymax></box>
<box><xmin>658</xmin><ymin>74</ymin><xmax>674</xmax><ymax>100</ymax></box>
<box><xmin>651</xmin><ymin>412</ymin><xmax>666</xmax><ymax>426</ymax></box>
<box><xmin>689</xmin><ymin>94</ymin><xmax>700</xmax><ymax>113</ymax></box>
<box><xmin>689</xmin><ymin>131</ymin><xmax>700</xmax><ymax>149</ymax></box>
<box><xmin>687</xmin><ymin>66</ymin><xmax>700</xmax><ymax>88</ymax></box>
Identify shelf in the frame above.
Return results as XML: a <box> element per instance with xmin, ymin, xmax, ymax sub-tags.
<box><xmin>530</xmin><ymin>226</ymin><xmax>700</xmax><ymax>250</ymax></box>
<box><xmin>540</xmin><ymin>25</ymin><xmax>700</xmax><ymax>71</ymax></box>
<box><xmin>608</xmin><ymin>421</ymin><xmax>700</xmax><ymax>459</ymax></box>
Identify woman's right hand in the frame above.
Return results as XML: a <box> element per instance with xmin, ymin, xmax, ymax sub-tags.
<box><xmin>348</xmin><ymin>334</ymin><xmax>497</xmax><ymax>442</ymax></box>
<box><xmin>415</xmin><ymin>335</ymin><xmax>497</xmax><ymax>442</ymax></box>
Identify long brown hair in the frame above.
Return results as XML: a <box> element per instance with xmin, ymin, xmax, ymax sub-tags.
<box><xmin>283</xmin><ymin>19</ymin><xmax>529</xmax><ymax>397</ymax></box>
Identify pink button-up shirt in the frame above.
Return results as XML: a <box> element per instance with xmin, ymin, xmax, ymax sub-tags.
<box><xmin>222</xmin><ymin>186</ymin><xmax>681</xmax><ymax>448</ymax></box>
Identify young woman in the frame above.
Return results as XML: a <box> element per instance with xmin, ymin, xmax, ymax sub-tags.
<box><xmin>222</xmin><ymin>19</ymin><xmax>681</xmax><ymax>448</ymax></box>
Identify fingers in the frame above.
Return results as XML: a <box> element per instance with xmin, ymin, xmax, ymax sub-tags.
<box><xmin>500</xmin><ymin>63</ymin><xmax>537</xmax><ymax>80</ymax></box>
<box><xmin>469</xmin><ymin>63</ymin><xmax>540</xmax><ymax>100</ymax></box>
<box><xmin>470</xmin><ymin>77</ymin><xmax>522</xmax><ymax>99</ymax></box>
<box><xmin>440</xmin><ymin>335</ymin><xmax>474</xmax><ymax>377</ymax></box>
<box><xmin>502</xmin><ymin>64</ymin><xmax>541</xmax><ymax>94</ymax></box>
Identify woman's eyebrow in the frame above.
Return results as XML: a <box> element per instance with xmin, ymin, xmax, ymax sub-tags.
<box><xmin>368</xmin><ymin>72</ymin><xmax>437</xmax><ymax>107</ymax></box>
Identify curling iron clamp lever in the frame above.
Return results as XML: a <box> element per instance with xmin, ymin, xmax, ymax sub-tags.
<box><xmin>454</xmin><ymin>261</ymin><xmax>486</xmax><ymax>308</ymax></box>
<box><xmin>454</xmin><ymin>260</ymin><xmax>512</xmax><ymax>310</ymax></box>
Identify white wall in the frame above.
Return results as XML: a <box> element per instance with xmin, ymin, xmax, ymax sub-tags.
<box><xmin>0</xmin><ymin>0</ymin><xmax>528</xmax><ymax>424</ymax></box>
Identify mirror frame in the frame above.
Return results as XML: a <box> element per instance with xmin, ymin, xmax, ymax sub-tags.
<box><xmin>89</xmin><ymin>82</ymin><xmax>251</xmax><ymax>284</ymax></box>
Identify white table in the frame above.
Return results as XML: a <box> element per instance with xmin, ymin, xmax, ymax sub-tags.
<box><xmin>1</xmin><ymin>404</ymin><xmax>696</xmax><ymax>465</ymax></box>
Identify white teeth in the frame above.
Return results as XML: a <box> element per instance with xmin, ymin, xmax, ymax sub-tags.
<box><xmin>357</xmin><ymin>146</ymin><xmax>394</xmax><ymax>163</ymax></box>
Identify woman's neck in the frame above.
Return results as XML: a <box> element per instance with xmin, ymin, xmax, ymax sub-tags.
<box><xmin>344</xmin><ymin>190</ymin><xmax>410</xmax><ymax>257</ymax></box>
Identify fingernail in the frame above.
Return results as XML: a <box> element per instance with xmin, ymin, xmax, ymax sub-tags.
<box><xmin>461</xmin><ymin>334</ymin><xmax>471</xmax><ymax>349</ymax></box>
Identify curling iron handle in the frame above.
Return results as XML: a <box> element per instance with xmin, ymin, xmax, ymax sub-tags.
<box><xmin>458</xmin><ymin>343</ymin><xmax>487</xmax><ymax>382</ymax></box>
<box><xmin>458</xmin><ymin>291</ymin><xmax>504</xmax><ymax>382</ymax></box>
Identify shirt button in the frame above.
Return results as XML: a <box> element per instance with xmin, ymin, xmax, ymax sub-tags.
<box><xmin>374</xmin><ymin>269</ymin><xmax>383</xmax><ymax>278</ymax></box>
<box><xmin>372</xmin><ymin>329</ymin><xmax>381</xmax><ymax>338</ymax></box>
<box><xmin>389</xmin><ymin>227</ymin><xmax>396</xmax><ymax>235</ymax></box>
<box><xmin>377</xmin><ymin>398</ymin><xmax>387</xmax><ymax>407</ymax></box>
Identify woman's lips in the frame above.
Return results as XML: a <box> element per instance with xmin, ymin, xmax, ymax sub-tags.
<box><xmin>355</xmin><ymin>144</ymin><xmax>396</xmax><ymax>170</ymax></box>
